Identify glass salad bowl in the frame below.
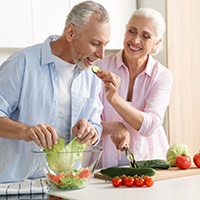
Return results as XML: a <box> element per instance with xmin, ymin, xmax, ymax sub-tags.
<box><xmin>32</xmin><ymin>138</ymin><xmax>103</xmax><ymax>190</ymax></box>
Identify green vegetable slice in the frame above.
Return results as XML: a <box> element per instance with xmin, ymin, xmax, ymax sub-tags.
<box><xmin>92</xmin><ymin>65</ymin><xmax>101</xmax><ymax>74</ymax></box>
<box><xmin>43</xmin><ymin>137</ymin><xmax>88</xmax><ymax>173</ymax></box>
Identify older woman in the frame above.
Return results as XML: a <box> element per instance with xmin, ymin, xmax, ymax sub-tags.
<box><xmin>96</xmin><ymin>7</ymin><xmax>173</xmax><ymax>167</ymax></box>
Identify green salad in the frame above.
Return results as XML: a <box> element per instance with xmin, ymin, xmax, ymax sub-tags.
<box><xmin>43</xmin><ymin>137</ymin><xmax>90</xmax><ymax>189</ymax></box>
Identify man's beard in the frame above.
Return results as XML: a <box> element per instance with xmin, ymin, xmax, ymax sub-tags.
<box><xmin>71</xmin><ymin>45</ymin><xmax>90</xmax><ymax>70</ymax></box>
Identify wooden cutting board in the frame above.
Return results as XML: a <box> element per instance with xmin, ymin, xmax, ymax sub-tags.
<box><xmin>94</xmin><ymin>166</ymin><xmax>200</xmax><ymax>181</ymax></box>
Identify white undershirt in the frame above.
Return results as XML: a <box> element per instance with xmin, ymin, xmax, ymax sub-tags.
<box><xmin>53</xmin><ymin>55</ymin><xmax>76</xmax><ymax>143</ymax></box>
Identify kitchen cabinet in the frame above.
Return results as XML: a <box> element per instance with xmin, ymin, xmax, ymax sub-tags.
<box><xmin>0</xmin><ymin>0</ymin><xmax>70</xmax><ymax>48</ymax></box>
<box><xmin>166</xmin><ymin>0</ymin><xmax>200</xmax><ymax>155</ymax></box>
<box><xmin>0</xmin><ymin>0</ymin><xmax>136</xmax><ymax>49</ymax></box>
<box><xmin>31</xmin><ymin>0</ymin><xmax>70</xmax><ymax>44</ymax></box>
<box><xmin>0</xmin><ymin>0</ymin><xmax>33</xmax><ymax>48</ymax></box>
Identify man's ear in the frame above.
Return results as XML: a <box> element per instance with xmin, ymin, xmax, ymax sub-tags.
<box><xmin>64</xmin><ymin>23</ymin><xmax>75</xmax><ymax>41</ymax></box>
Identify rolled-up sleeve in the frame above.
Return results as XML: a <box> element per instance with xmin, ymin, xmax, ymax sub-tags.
<box><xmin>137</xmin><ymin>67</ymin><xmax>173</xmax><ymax>136</ymax></box>
<box><xmin>0</xmin><ymin>53</ymin><xmax>24</xmax><ymax>117</ymax></box>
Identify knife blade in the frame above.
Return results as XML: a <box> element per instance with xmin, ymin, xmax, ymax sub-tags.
<box><xmin>124</xmin><ymin>145</ymin><xmax>138</xmax><ymax>168</ymax></box>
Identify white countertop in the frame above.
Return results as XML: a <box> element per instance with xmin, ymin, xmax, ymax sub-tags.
<box><xmin>49</xmin><ymin>173</ymin><xmax>200</xmax><ymax>200</ymax></box>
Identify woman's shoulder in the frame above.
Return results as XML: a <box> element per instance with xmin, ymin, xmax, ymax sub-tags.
<box><xmin>149</xmin><ymin>56</ymin><xmax>172</xmax><ymax>77</ymax></box>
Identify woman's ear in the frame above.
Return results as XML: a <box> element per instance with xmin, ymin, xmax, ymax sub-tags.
<box><xmin>152</xmin><ymin>38</ymin><xmax>162</xmax><ymax>51</ymax></box>
<box><xmin>64</xmin><ymin>23</ymin><xmax>75</xmax><ymax>41</ymax></box>
<box><xmin>155</xmin><ymin>38</ymin><xmax>162</xmax><ymax>47</ymax></box>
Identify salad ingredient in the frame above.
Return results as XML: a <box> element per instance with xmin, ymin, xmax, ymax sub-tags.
<box><xmin>175</xmin><ymin>154</ymin><xmax>191</xmax><ymax>169</ymax></box>
<box><xmin>43</xmin><ymin>138</ymin><xmax>68</xmax><ymax>172</ymax></box>
<box><xmin>100</xmin><ymin>167</ymin><xmax>156</xmax><ymax>177</ymax></box>
<box><xmin>91</xmin><ymin>65</ymin><xmax>101</xmax><ymax>74</ymax></box>
<box><xmin>112</xmin><ymin>177</ymin><xmax>123</xmax><ymax>187</ymax></box>
<box><xmin>193</xmin><ymin>150</ymin><xmax>200</xmax><ymax>168</ymax></box>
<box><xmin>136</xmin><ymin>159</ymin><xmax>170</xmax><ymax>169</ymax></box>
<box><xmin>47</xmin><ymin>168</ymin><xmax>91</xmax><ymax>190</ymax></box>
<box><xmin>78</xmin><ymin>168</ymin><xmax>91</xmax><ymax>178</ymax></box>
<box><xmin>144</xmin><ymin>176</ymin><xmax>154</xmax><ymax>187</ymax></box>
<box><xmin>124</xmin><ymin>176</ymin><xmax>135</xmax><ymax>187</ymax></box>
<box><xmin>43</xmin><ymin>137</ymin><xmax>88</xmax><ymax>173</ymax></box>
<box><xmin>111</xmin><ymin>175</ymin><xmax>154</xmax><ymax>188</ymax></box>
<box><xmin>47</xmin><ymin>173</ymin><xmax>64</xmax><ymax>184</ymax></box>
<box><xmin>135</xmin><ymin>177</ymin><xmax>145</xmax><ymax>187</ymax></box>
<box><xmin>43</xmin><ymin>138</ymin><xmax>89</xmax><ymax>189</ymax></box>
<box><xmin>121</xmin><ymin>175</ymin><xmax>127</xmax><ymax>186</ymax></box>
<box><xmin>166</xmin><ymin>143</ymin><xmax>190</xmax><ymax>167</ymax></box>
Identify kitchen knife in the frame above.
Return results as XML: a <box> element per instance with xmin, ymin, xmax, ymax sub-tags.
<box><xmin>124</xmin><ymin>145</ymin><xmax>138</xmax><ymax>168</ymax></box>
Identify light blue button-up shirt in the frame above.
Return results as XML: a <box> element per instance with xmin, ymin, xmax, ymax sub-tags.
<box><xmin>0</xmin><ymin>36</ymin><xmax>103</xmax><ymax>183</ymax></box>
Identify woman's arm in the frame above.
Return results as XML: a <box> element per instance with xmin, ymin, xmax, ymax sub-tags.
<box><xmin>97</xmin><ymin>70</ymin><xmax>144</xmax><ymax>131</ymax></box>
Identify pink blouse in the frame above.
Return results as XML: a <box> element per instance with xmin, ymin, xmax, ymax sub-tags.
<box><xmin>96</xmin><ymin>50</ymin><xmax>173</xmax><ymax>168</ymax></box>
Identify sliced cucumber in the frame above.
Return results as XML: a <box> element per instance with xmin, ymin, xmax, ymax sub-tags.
<box><xmin>92</xmin><ymin>65</ymin><xmax>101</xmax><ymax>74</ymax></box>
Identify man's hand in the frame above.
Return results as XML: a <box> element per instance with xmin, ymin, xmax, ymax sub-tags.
<box><xmin>110</xmin><ymin>122</ymin><xmax>130</xmax><ymax>151</ymax></box>
<box><xmin>20</xmin><ymin>124</ymin><xmax>58</xmax><ymax>149</ymax></box>
<box><xmin>72</xmin><ymin>119</ymin><xmax>98</xmax><ymax>145</ymax></box>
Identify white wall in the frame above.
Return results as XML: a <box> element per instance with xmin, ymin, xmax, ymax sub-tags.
<box><xmin>0</xmin><ymin>49</ymin><xmax>20</xmax><ymax>65</ymax></box>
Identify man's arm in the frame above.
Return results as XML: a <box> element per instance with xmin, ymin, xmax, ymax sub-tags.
<box><xmin>0</xmin><ymin>116</ymin><xmax>58</xmax><ymax>149</ymax></box>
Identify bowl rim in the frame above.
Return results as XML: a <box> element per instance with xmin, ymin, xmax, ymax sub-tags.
<box><xmin>31</xmin><ymin>145</ymin><xmax>104</xmax><ymax>154</ymax></box>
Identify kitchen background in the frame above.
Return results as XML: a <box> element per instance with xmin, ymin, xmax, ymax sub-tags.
<box><xmin>0</xmin><ymin>0</ymin><xmax>200</xmax><ymax>155</ymax></box>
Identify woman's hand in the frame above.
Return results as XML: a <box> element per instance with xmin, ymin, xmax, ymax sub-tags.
<box><xmin>110</xmin><ymin>122</ymin><xmax>130</xmax><ymax>151</ymax></box>
<box><xmin>72</xmin><ymin>118</ymin><xmax>98</xmax><ymax>145</ymax></box>
<box><xmin>97</xmin><ymin>70</ymin><xmax>121</xmax><ymax>103</ymax></box>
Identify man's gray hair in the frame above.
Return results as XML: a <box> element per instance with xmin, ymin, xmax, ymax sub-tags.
<box><xmin>64</xmin><ymin>1</ymin><xmax>110</xmax><ymax>33</ymax></box>
<box><xmin>130</xmin><ymin>7</ymin><xmax>166</xmax><ymax>55</ymax></box>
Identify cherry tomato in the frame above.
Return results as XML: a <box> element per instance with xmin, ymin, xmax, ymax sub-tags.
<box><xmin>112</xmin><ymin>177</ymin><xmax>122</xmax><ymax>187</ymax></box>
<box><xmin>78</xmin><ymin>168</ymin><xmax>91</xmax><ymax>178</ymax></box>
<box><xmin>175</xmin><ymin>154</ymin><xmax>191</xmax><ymax>169</ymax></box>
<box><xmin>135</xmin><ymin>177</ymin><xmax>144</xmax><ymax>187</ymax></box>
<box><xmin>144</xmin><ymin>176</ymin><xmax>154</xmax><ymax>187</ymax></box>
<box><xmin>124</xmin><ymin>176</ymin><xmax>135</xmax><ymax>187</ymax></box>
<box><xmin>193</xmin><ymin>150</ymin><xmax>200</xmax><ymax>168</ymax></box>
<box><xmin>120</xmin><ymin>175</ymin><xmax>127</xmax><ymax>186</ymax></box>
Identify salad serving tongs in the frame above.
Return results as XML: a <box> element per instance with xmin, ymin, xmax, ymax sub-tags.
<box><xmin>124</xmin><ymin>145</ymin><xmax>138</xmax><ymax>168</ymax></box>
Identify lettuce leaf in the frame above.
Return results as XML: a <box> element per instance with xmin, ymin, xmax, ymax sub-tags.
<box><xmin>43</xmin><ymin>137</ymin><xmax>88</xmax><ymax>173</ymax></box>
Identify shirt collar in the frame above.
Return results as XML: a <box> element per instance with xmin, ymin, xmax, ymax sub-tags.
<box><xmin>41</xmin><ymin>35</ymin><xmax>60</xmax><ymax>66</ymax></box>
<box><xmin>115</xmin><ymin>50</ymin><xmax>125</xmax><ymax>69</ymax></box>
<box><xmin>143</xmin><ymin>55</ymin><xmax>155</xmax><ymax>77</ymax></box>
<box><xmin>41</xmin><ymin>35</ymin><xmax>84</xmax><ymax>76</ymax></box>
<box><xmin>116</xmin><ymin>50</ymin><xmax>155</xmax><ymax>77</ymax></box>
